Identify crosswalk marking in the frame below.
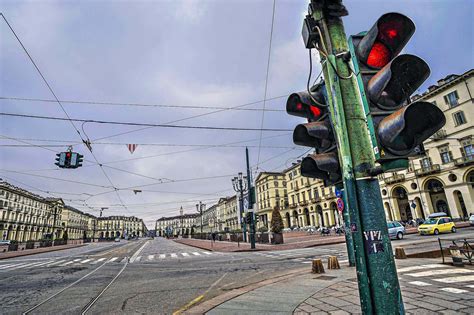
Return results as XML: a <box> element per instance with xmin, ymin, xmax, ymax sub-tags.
<box><xmin>80</xmin><ymin>259</ymin><xmax>91</xmax><ymax>264</ymax></box>
<box><xmin>467</xmin><ymin>284</ymin><xmax>474</xmax><ymax>288</ymax></box>
<box><xmin>433</xmin><ymin>275</ymin><xmax>474</xmax><ymax>284</ymax></box>
<box><xmin>398</xmin><ymin>264</ymin><xmax>445</xmax><ymax>273</ymax></box>
<box><xmin>202</xmin><ymin>251</ymin><xmax>212</xmax><ymax>255</ymax></box>
<box><xmin>148</xmin><ymin>255</ymin><xmax>155</xmax><ymax>260</ymax></box>
<box><xmin>135</xmin><ymin>256</ymin><xmax>142</xmax><ymax>262</ymax></box>
<box><xmin>27</xmin><ymin>261</ymin><xmax>54</xmax><ymax>268</ymax></box>
<box><xmin>91</xmin><ymin>258</ymin><xmax>106</xmax><ymax>264</ymax></box>
<box><xmin>440</xmin><ymin>287</ymin><xmax>469</xmax><ymax>294</ymax></box>
<box><xmin>0</xmin><ymin>264</ymin><xmax>17</xmax><ymax>269</ymax></box>
<box><xmin>60</xmin><ymin>261</ymin><xmax>74</xmax><ymax>266</ymax></box>
<box><xmin>406</xmin><ymin>269</ymin><xmax>474</xmax><ymax>278</ymax></box>
<box><xmin>182</xmin><ymin>253</ymin><xmax>189</xmax><ymax>257</ymax></box>
<box><xmin>192</xmin><ymin>252</ymin><xmax>201</xmax><ymax>256</ymax></box>
<box><xmin>11</xmin><ymin>262</ymin><xmax>44</xmax><ymax>270</ymax></box>
<box><xmin>409</xmin><ymin>281</ymin><xmax>431</xmax><ymax>286</ymax></box>
<box><xmin>47</xmin><ymin>260</ymin><xmax>66</xmax><ymax>266</ymax></box>
<box><xmin>159</xmin><ymin>254</ymin><xmax>166</xmax><ymax>259</ymax></box>
<box><xmin>171</xmin><ymin>253</ymin><xmax>178</xmax><ymax>258</ymax></box>
<box><xmin>73</xmin><ymin>259</ymin><xmax>81</xmax><ymax>262</ymax></box>
<box><xmin>109</xmin><ymin>257</ymin><xmax>118</xmax><ymax>262</ymax></box>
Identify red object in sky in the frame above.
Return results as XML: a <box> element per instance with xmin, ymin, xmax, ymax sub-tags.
<box><xmin>366</xmin><ymin>41</ymin><xmax>391</xmax><ymax>68</ymax></box>
<box><xmin>127</xmin><ymin>144</ymin><xmax>138</xmax><ymax>154</ymax></box>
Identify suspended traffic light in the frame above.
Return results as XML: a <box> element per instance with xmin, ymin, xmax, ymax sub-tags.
<box><xmin>348</xmin><ymin>12</ymin><xmax>446</xmax><ymax>171</ymax></box>
<box><xmin>287</xmin><ymin>81</ymin><xmax>341</xmax><ymax>186</ymax></box>
<box><xmin>69</xmin><ymin>152</ymin><xmax>84</xmax><ymax>168</ymax></box>
<box><xmin>55</xmin><ymin>152</ymin><xmax>66</xmax><ymax>168</ymax></box>
<box><xmin>64</xmin><ymin>151</ymin><xmax>72</xmax><ymax>168</ymax></box>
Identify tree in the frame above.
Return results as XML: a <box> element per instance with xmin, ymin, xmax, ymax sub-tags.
<box><xmin>270</xmin><ymin>207</ymin><xmax>284</xmax><ymax>234</ymax></box>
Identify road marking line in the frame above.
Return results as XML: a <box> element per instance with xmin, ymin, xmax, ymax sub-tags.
<box><xmin>148</xmin><ymin>255</ymin><xmax>155</xmax><ymax>260</ymax></box>
<box><xmin>91</xmin><ymin>258</ymin><xmax>106</xmax><ymax>264</ymax></box>
<box><xmin>467</xmin><ymin>284</ymin><xmax>474</xmax><ymax>288</ymax></box>
<box><xmin>47</xmin><ymin>260</ymin><xmax>66</xmax><ymax>267</ymax></box>
<box><xmin>10</xmin><ymin>262</ymin><xmax>45</xmax><ymax>270</ymax></box>
<box><xmin>440</xmin><ymin>287</ymin><xmax>468</xmax><ymax>294</ymax></box>
<box><xmin>0</xmin><ymin>264</ymin><xmax>17</xmax><ymax>269</ymax></box>
<box><xmin>434</xmin><ymin>275</ymin><xmax>474</xmax><ymax>284</ymax></box>
<box><xmin>409</xmin><ymin>281</ymin><xmax>431</xmax><ymax>286</ymax></box>
<box><xmin>407</xmin><ymin>269</ymin><xmax>474</xmax><ymax>277</ymax></box>
<box><xmin>109</xmin><ymin>257</ymin><xmax>118</xmax><ymax>262</ymax></box>
<box><xmin>72</xmin><ymin>259</ymin><xmax>81</xmax><ymax>262</ymax></box>
<box><xmin>171</xmin><ymin>253</ymin><xmax>178</xmax><ymax>258</ymax></box>
<box><xmin>181</xmin><ymin>253</ymin><xmax>189</xmax><ymax>257</ymax></box>
<box><xmin>129</xmin><ymin>240</ymin><xmax>149</xmax><ymax>263</ymax></box>
<box><xmin>80</xmin><ymin>259</ymin><xmax>91</xmax><ymax>264</ymax></box>
<box><xmin>60</xmin><ymin>261</ymin><xmax>74</xmax><ymax>266</ymax></box>
<box><xmin>301</xmin><ymin>261</ymin><xmax>312</xmax><ymax>264</ymax></box>
<box><xmin>192</xmin><ymin>252</ymin><xmax>201</xmax><ymax>256</ymax></box>
<box><xmin>135</xmin><ymin>256</ymin><xmax>142</xmax><ymax>262</ymax></box>
<box><xmin>202</xmin><ymin>251</ymin><xmax>212</xmax><ymax>255</ymax></box>
<box><xmin>159</xmin><ymin>254</ymin><xmax>166</xmax><ymax>259</ymax></box>
<box><xmin>27</xmin><ymin>261</ymin><xmax>55</xmax><ymax>268</ymax></box>
<box><xmin>398</xmin><ymin>264</ymin><xmax>446</xmax><ymax>273</ymax></box>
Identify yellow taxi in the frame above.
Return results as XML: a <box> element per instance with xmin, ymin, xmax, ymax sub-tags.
<box><xmin>418</xmin><ymin>217</ymin><xmax>456</xmax><ymax>235</ymax></box>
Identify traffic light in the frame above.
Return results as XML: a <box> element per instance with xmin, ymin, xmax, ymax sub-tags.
<box><xmin>286</xmin><ymin>82</ymin><xmax>341</xmax><ymax>186</ymax></box>
<box><xmin>348</xmin><ymin>13</ymin><xmax>445</xmax><ymax>171</ymax></box>
<box><xmin>70</xmin><ymin>152</ymin><xmax>84</xmax><ymax>168</ymax></box>
<box><xmin>64</xmin><ymin>151</ymin><xmax>72</xmax><ymax>168</ymax></box>
<box><xmin>55</xmin><ymin>152</ymin><xmax>66</xmax><ymax>168</ymax></box>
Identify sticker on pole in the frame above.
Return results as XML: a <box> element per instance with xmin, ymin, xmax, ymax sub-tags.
<box><xmin>363</xmin><ymin>230</ymin><xmax>384</xmax><ymax>254</ymax></box>
<box><xmin>336</xmin><ymin>198</ymin><xmax>344</xmax><ymax>213</ymax></box>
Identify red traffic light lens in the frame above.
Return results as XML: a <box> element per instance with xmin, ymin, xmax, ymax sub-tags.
<box><xmin>66</xmin><ymin>152</ymin><xmax>71</xmax><ymax>158</ymax></box>
<box><xmin>309</xmin><ymin>106</ymin><xmax>321</xmax><ymax>118</ymax></box>
<box><xmin>366</xmin><ymin>41</ymin><xmax>391</xmax><ymax>68</ymax></box>
<box><xmin>296</xmin><ymin>103</ymin><xmax>303</xmax><ymax>111</ymax></box>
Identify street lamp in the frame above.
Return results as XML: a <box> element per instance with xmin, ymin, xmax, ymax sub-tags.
<box><xmin>232</xmin><ymin>172</ymin><xmax>248</xmax><ymax>242</ymax></box>
<box><xmin>196</xmin><ymin>201</ymin><xmax>205</xmax><ymax>235</ymax></box>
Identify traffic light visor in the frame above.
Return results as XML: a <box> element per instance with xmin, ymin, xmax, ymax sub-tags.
<box><xmin>357</xmin><ymin>13</ymin><xmax>415</xmax><ymax>69</ymax></box>
<box><xmin>286</xmin><ymin>92</ymin><xmax>323</xmax><ymax>121</ymax></box>
<box><xmin>367</xmin><ymin>54</ymin><xmax>430</xmax><ymax>109</ymax></box>
<box><xmin>378</xmin><ymin>101</ymin><xmax>446</xmax><ymax>156</ymax></box>
<box><xmin>293</xmin><ymin>121</ymin><xmax>333</xmax><ymax>150</ymax></box>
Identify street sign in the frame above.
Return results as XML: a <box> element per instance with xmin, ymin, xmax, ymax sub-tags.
<box><xmin>336</xmin><ymin>197</ymin><xmax>344</xmax><ymax>213</ymax></box>
<box><xmin>335</xmin><ymin>189</ymin><xmax>342</xmax><ymax>198</ymax></box>
<box><xmin>410</xmin><ymin>202</ymin><xmax>416</xmax><ymax>209</ymax></box>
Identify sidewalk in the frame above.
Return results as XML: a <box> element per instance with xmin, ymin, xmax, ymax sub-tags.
<box><xmin>174</xmin><ymin>235</ymin><xmax>346</xmax><ymax>252</ymax></box>
<box><xmin>186</xmin><ymin>258</ymin><xmax>474</xmax><ymax>314</ymax></box>
<box><xmin>0</xmin><ymin>243</ymin><xmax>86</xmax><ymax>260</ymax></box>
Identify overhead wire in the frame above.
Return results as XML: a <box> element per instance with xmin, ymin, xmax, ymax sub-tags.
<box><xmin>0</xmin><ymin>95</ymin><xmax>286</xmax><ymax>112</ymax></box>
<box><xmin>1</xmin><ymin>13</ymin><xmax>129</xmax><ymax>214</ymax></box>
<box><xmin>256</xmin><ymin>0</ymin><xmax>277</xmax><ymax>172</ymax></box>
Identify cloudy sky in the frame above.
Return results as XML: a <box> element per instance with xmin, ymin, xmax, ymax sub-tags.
<box><xmin>1</xmin><ymin>0</ymin><xmax>472</xmax><ymax>228</ymax></box>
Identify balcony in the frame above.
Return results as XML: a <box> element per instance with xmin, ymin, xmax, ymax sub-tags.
<box><xmin>384</xmin><ymin>174</ymin><xmax>405</xmax><ymax>185</ymax></box>
<box><xmin>311</xmin><ymin>197</ymin><xmax>321</xmax><ymax>203</ymax></box>
<box><xmin>415</xmin><ymin>164</ymin><xmax>441</xmax><ymax>177</ymax></box>
<box><xmin>289</xmin><ymin>203</ymin><xmax>297</xmax><ymax>209</ymax></box>
<box><xmin>324</xmin><ymin>191</ymin><xmax>336</xmax><ymax>199</ymax></box>
<box><xmin>454</xmin><ymin>155</ymin><xmax>474</xmax><ymax>167</ymax></box>
<box><xmin>305</xmin><ymin>182</ymin><xmax>311</xmax><ymax>187</ymax></box>
<box><xmin>432</xmin><ymin>129</ymin><xmax>447</xmax><ymax>141</ymax></box>
<box><xmin>294</xmin><ymin>185</ymin><xmax>300</xmax><ymax>191</ymax></box>
<box><xmin>299</xmin><ymin>200</ymin><xmax>309</xmax><ymax>206</ymax></box>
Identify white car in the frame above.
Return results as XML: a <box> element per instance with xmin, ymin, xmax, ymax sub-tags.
<box><xmin>469</xmin><ymin>214</ymin><xmax>474</xmax><ymax>226</ymax></box>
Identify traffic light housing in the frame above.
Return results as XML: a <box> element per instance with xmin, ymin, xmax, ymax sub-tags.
<box><xmin>348</xmin><ymin>13</ymin><xmax>445</xmax><ymax>171</ymax></box>
<box><xmin>55</xmin><ymin>152</ymin><xmax>66</xmax><ymax>168</ymax></box>
<box><xmin>70</xmin><ymin>152</ymin><xmax>84</xmax><ymax>168</ymax></box>
<box><xmin>287</xmin><ymin>82</ymin><xmax>341</xmax><ymax>186</ymax></box>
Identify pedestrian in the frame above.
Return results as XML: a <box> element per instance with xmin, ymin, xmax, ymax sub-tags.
<box><xmin>212</xmin><ymin>231</ymin><xmax>216</xmax><ymax>242</ymax></box>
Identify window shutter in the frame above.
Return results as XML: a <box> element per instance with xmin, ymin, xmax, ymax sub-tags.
<box><xmin>444</xmin><ymin>95</ymin><xmax>449</xmax><ymax>104</ymax></box>
<box><xmin>454</xmin><ymin>90</ymin><xmax>459</xmax><ymax>99</ymax></box>
<box><xmin>448</xmin><ymin>151</ymin><xmax>453</xmax><ymax>162</ymax></box>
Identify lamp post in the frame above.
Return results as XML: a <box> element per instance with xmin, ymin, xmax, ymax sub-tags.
<box><xmin>232</xmin><ymin>172</ymin><xmax>248</xmax><ymax>243</ymax></box>
<box><xmin>196</xmin><ymin>201</ymin><xmax>205</xmax><ymax>235</ymax></box>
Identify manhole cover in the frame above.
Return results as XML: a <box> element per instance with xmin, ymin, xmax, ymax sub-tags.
<box><xmin>316</xmin><ymin>275</ymin><xmax>336</xmax><ymax>280</ymax></box>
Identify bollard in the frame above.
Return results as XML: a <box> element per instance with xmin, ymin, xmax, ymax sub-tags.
<box><xmin>395</xmin><ymin>247</ymin><xmax>407</xmax><ymax>259</ymax></box>
<box><xmin>327</xmin><ymin>256</ymin><xmax>340</xmax><ymax>269</ymax></box>
<box><xmin>312</xmin><ymin>259</ymin><xmax>325</xmax><ymax>274</ymax></box>
<box><xmin>449</xmin><ymin>245</ymin><xmax>464</xmax><ymax>267</ymax></box>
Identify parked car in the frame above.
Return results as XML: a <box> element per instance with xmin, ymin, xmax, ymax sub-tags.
<box><xmin>114</xmin><ymin>238</ymin><xmax>120</xmax><ymax>242</ymax></box>
<box><xmin>387</xmin><ymin>221</ymin><xmax>405</xmax><ymax>240</ymax></box>
<box><xmin>418</xmin><ymin>217</ymin><xmax>455</xmax><ymax>235</ymax></box>
<box><xmin>0</xmin><ymin>240</ymin><xmax>11</xmax><ymax>245</ymax></box>
<box><xmin>469</xmin><ymin>214</ymin><xmax>474</xmax><ymax>226</ymax></box>
<box><xmin>282</xmin><ymin>228</ymin><xmax>292</xmax><ymax>232</ymax></box>
<box><xmin>428</xmin><ymin>212</ymin><xmax>448</xmax><ymax>219</ymax></box>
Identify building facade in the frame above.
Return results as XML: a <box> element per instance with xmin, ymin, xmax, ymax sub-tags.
<box><xmin>97</xmin><ymin>216</ymin><xmax>147</xmax><ymax>239</ymax></box>
<box><xmin>155</xmin><ymin>213</ymin><xmax>199</xmax><ymax>237</ymax></box>
<box><xmin>62</xmin><ymin>206</ymin><xmax>90</xmax><ymax>240</ymax></box>
<box><xmin>0</xmin><ymin>181</ymin><xmax>65</xmax><ymax>241</ymax></box>
<box><xmin>379</xmin><ymin>69</ymin><xmax>474</xmax><ymax>221</ymax></box>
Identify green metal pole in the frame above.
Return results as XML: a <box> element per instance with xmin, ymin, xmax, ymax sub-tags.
<box><xmin>340</xmin><ymin>188</ymin><xmax>356</xmax><ymax>267</ymax></box>
<box><xmin>317</xmin><ymin>1</ymin><xmax>404</xmax><ymax>313</ymax></box>
<box><xmin>312</xmin><ymin>6</ymin><xmax>372</xmax><ymax>313</ymax></box>
<box><xmin>246</xmin><ymin>147</ymin><xmax>256</xmax><ymax>249</ymax></box>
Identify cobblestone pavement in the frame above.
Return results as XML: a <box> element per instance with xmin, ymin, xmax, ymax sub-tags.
<box><xmin>294</xmin><ymin>262</ymin><xmax>474</xmax><ymax>314</ymax></box>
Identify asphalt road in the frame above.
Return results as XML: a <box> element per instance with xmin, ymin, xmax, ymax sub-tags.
<box><xmin>1</xmin><ymin>227</ymin><xmax>473</xmax><ymax>314</ymax></box>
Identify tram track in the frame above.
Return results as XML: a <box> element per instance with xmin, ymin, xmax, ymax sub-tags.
<box><xmin>21</xmin><ymin>240</ymin><xmax>147</xmax><ymax>314</ymax></box>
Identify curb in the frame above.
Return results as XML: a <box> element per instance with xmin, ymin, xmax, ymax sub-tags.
<box><xmin>183</xmin><ymin>267</ymin><xmax>309</xmax><ymax>314</ymax></box>
<box><xmin>0</xmin><ymin>243</ymin><xmax>87</xmax><ymax>260</ymax></box>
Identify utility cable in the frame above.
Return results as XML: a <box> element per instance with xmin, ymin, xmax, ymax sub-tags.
<box><xmin>256</xmin><ymin>0</ymin><xmax>277</xmax><ymax>171</ymax></box>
